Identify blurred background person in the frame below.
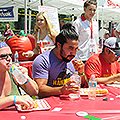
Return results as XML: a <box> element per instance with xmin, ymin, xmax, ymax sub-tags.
<box><xmin>3</xmin><ymin>24</ymin><xmax>14</xmax><ymax>39</ymax></box>
<box><xmin>23</xmin><ymin>12</ymin><xmax>58</xmax><ymax>57</ymax></box>
<box><xmin>73</xmin><ymin>0</ymin><xmax>98</xmax><ymax>64</ymax></box>
<box><xmin>60</xmin><ymin>19</ymin><xmax>66</xmax><ymax>31</ymax></box>
<box><xmin>99</xmin><ymin>27</ymin><xmax>109</xmax><ymax>40</ymax></box>
<box><xmin>0</xmin><ymin>41</ymin><xmax>38</xmax><ymax>110</ymax></box>
<box><xmin>103</xmin><ymin>33</ymin><xmax>111</xmax><ymax>43</ymax></box>
<box><xmin>114</xmin><ymin>23</ymin><xmax>120</xmax><ymax>39</ymax></box>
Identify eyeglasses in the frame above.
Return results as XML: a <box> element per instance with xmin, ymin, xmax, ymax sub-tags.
<box><xmin>108</xmin><ymin>48</ymin><xmax>119</xmax><ymax>57</ymax></box>
<box><xmin>0</xmin><ymin>54</ymin><xmax>13</xmax><ymax>59</ymax></box>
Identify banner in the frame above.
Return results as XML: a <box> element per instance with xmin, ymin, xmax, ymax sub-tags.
<box><xmin>38</xmin><ymin>6</ymin><xmax>60</xmax><ymax>33</ymax></box>
<box><xmin>107</xmin><ymin>0</ymin><xmax>120</xmax><ymax>8</ymax></box>
<box><xmin>0</xmin><ymin>6</ymin><xmax>18</xmax><ymax>21</ymax></box>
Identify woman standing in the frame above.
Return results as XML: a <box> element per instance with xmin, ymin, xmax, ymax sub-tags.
<box><xmin>73</xmin><ymin>0</ymin><xmax>98</xmax><ymax>63</ymax></box>
<box><xmin>4</xmin><ymin>24</ymin><xmax>14</xmax><ymax>38</ymax></box>
<box><xmin>23</xmin><ymin>12</ymin><xmax>58</xmax><ymax>57</ymax></box>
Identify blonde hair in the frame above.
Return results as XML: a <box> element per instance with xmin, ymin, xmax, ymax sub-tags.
<box><xmin>35</xmin><ymin>12</ymin><xmax>57</xmax><ymax>41</ymax></box>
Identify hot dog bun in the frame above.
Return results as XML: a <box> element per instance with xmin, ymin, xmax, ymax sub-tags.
<box><xmin>96</xmin><ymin>89</ymin><xmax>108</xmax><ymax>95</ymax></box>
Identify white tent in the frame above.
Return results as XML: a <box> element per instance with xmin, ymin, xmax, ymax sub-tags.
<box><xmin>42</xmin><ymin>0</ymin><xmax>120</xmax><ymax>22</ymax></box>
<box><xmin>0</xmin><ymin>0</ymin><xmax>120</xmax><ymax>32</ymax></box>
<box><xmin>0</xmin><ymin>0</ymin><xmax>120</xmax><ymax>21</ymax></box>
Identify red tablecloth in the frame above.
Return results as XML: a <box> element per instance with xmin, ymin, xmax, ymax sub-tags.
<box><xmin>1</xmin><ymin>84</ymin><xmax>120</xmax><ymax>120</ymax></box>
<box><xmin>19</xmin><ymin>61</ymin><xmax>33</xmax><ymax>79</ymax></box>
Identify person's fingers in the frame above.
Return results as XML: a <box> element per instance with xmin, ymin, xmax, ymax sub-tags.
<box><xmin>14</xmin><ymin>63</ymin><xmax>19</xmax><ymax>67</ymax></box>
<box><xmin>16</xmin><ymin>96</ymin><xmax>30</xmax><ymax>109</ymax></box>
<box><xmin>77</xmin><ymin>66</ymin><xmax>84</xmax><ymax>73</ymax></box>
<box><xmin>26</xmin><ymin>96</ymin><xmax>35</xmax><ymax>108</ymax></box>
<box><xmin>66</xmin><ymin>80</ymin><xmax>76</xmax><ymax>86</ymax></box>
<box><xmin>16</xmin><ymin>95</ymin><xmax>35</xmax><ymax>109</ymax></box>
<box><xmin>73</xmin><ymin>60</ymin><xmax>84</xmax><ymax>73</ymax></box>
<box><xmin>72</xmin><ymin>59</ymin><xmax>78</xmax><ymax>65</ymax></box>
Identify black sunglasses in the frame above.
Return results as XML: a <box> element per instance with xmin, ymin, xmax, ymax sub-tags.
<box><xmin>108</xmin><ymin>48</ymin><xmax>120</xmax><ymax>57</ymax></box>
<box><xmin>0</xmin><ymin>54</ymin><xmax>13</xmax><ymax>59</ymax></box>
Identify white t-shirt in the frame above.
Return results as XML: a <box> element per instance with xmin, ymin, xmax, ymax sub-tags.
<box><xmin>73</xmin><ymin>15</ymin><xmax>98</xmax><ymax>61</ymax></box>
<box><xmin>99</xmin><ymin>28</ymin><xmax>109</xmax><ymax>39</ymax></box>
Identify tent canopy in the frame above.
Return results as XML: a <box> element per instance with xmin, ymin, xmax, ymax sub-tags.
<box><xmin>0</xmin><ymin>0</ymin><xmax>120</xmax><ymax>22</ymax></box>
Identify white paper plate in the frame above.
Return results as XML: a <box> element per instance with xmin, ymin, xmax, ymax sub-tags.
<box><xmin>76</xmin><ymin>111</ymin><xmax>88</xmax><ymax>116</ymax></box>
<box><xmin>16</xmin><ymin>99</ymin><xmax>51</xmax><ymax>111</ymax></box>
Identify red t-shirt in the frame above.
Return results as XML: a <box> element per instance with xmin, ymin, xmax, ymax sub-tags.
<box><xmin>85</xmin><ymin>53</ymin><xmax>120</xmax><ymax>79</ymax></box>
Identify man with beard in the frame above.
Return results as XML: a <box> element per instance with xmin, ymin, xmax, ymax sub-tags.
<box><xmin>32</xmin><ymin>25</ymin><xmax>86</xmax><ymax>98</ymax></box>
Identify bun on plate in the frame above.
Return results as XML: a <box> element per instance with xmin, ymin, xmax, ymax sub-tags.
<box><xmin>96</xmin><ymin>89</ymin><xmax>108</xmax><ymax>94</ymax></box>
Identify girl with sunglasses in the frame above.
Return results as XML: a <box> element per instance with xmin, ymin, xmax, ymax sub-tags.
<box><xmin>0</xmin><ymin>42</ymin><xmax>38</xmax><ymax>110</ymax></box>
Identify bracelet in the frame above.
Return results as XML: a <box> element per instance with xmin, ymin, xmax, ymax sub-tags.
<box><xmin>14</xmin><ymin>95</ymin><xmax>16</xmax><ymax>105</ymax></box>
<box><xmin>24</xmin><ymin>78</ymin><xmax>30</xmax><ymax>84</ymax></box>
<box><xmin>78</xmin><ymin>72</ymin><xmax>84</xmax><ymax>76</ymax></box>
<box><xmin>78</xmin><ymin>72</ymin><xmax>88</xmax><ymax>84</ymax></box>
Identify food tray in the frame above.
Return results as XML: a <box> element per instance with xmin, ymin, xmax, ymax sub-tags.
<box><xmin>16</xmin><ymin>99</ymin><xmax>51</xmax><ymax>111</ymax></box>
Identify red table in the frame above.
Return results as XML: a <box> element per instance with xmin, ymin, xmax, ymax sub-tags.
<box><xmin>1</xmin><ymin>84</ymin><xmax>120</xmax><ymax>120</ymax></box>
<box><xmin>19</xmin><ymin>61</ymin><xmax>33</xmax><ymax>79</ymax></box>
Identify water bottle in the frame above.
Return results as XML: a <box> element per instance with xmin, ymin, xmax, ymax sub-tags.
<box><xmin>88</xmin><ymin>74</ymin><xmax>97</xmax><ymax>100</ymax></box>
<box><xmin>69</xmin><ymin>71</ymin><xmax>81</xmax><ymax>100</ymax></box>
<box><xmin>10</xmin><ymin>65</ymin><xmax>29</xmax><ymax>85</ymax></box>
<box><xmin>14</xmin><ymin>51</ymin><xmax>19</xmax><ymax>63</ymax></box>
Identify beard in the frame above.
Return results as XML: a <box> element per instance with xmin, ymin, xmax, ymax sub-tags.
<box><xmin>60</xmin><ymin>47</ymin><xmax>75</xmax><ymax>63</ymax></box>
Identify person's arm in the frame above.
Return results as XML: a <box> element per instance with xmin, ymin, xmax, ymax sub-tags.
<box><xmin>22</xmin><ymin>36</ymin><xmax>39</xmax><ymax>57</ymax></box>
<box><xmin>51</xmin><ymin>29</ymin><xmax>58</xmax><ymax>43</ymax></box>
<box><xmin>84</xmin><ymin>73</ymin><xmax>120</xmax><ymax>84</ymax></box>
<box><xmin>35</xmin><ymin>78</ymin><xmax>62</xmax><ymax>97</ymax></box>
<box><xmin>96</xmin><ymin>73</ymin><xmax>120</xmax><ymax>84</ymax></box>
<box><xmin>114</xmin><ymin>30</ymin><xmax>120</xmax><ymax>39</ymax></box>
<box><xmin>12</xmin><ymin>65</ymin><xmax>38</xmax><ymax>96</ymax></box>
<box><xmin>34</xmin><ymin>78</ymin><xmax>79</xmax><ymax>98</ymax></box>
<box><xmin>11</xmin><ymin>30</ymin><xmax>14</xmax><ymax>36</ymax></box>
<box><xmin>0</xmin><ymin>95</ymin><xmax>35</xmax><ymax>110</ymax></box>
<box><xmin>86</xmin><ymin>72</ymin><xmax>120</xmax><ymax>84</ymax></box>
<box><xmin>20</xmin><ymin>78</ymin><xmax>38</xmax><ymax>96</ymax></box>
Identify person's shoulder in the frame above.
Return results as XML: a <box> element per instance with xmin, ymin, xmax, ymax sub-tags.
<box><xmin>34</xmin><ymin>50</ymin><xmax>52</xmax><ymax>62</ymax></box>
<box><xmin>73</xmin><ymin>17</ymin><xmax>81</xmax><ymax>24</ymax></box>
<box><xmin>92</xmin><ymin>19</ymin><xmax>98</xmax><ymax>25</ymax></box>
<box><xmin>51</xmin><ymin>29</ymin><xmax>58</xmax><ymax>36</ymax></box>
<box><xmin>86</xmin><ymin>54</ymin><xmax>100</xmax><ymax>63</ymax></box>
<box><xmin>118</xmin><ymin>23</ymin><xmax>120</xmax><ymax>26</ymax></box>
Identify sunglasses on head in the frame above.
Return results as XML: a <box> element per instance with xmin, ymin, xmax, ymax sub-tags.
<box><xmin>0</xmin><ymin>54</ymin><xmax>13</xmax><ymax>59</ymax></box>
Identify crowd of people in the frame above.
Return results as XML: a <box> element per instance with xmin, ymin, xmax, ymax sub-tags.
<box><xmin>0</xmin><ymin>0</ymin><xmax>120</xmax><ymax>110</ymax></box>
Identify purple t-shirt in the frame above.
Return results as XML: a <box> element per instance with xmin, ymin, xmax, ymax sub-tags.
<box><xmin>32</xmin><ymin>49</ymin><xmax>75</xmax><ymax>87</ymax></box>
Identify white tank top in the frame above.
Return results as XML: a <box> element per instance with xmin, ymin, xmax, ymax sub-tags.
<box><xmin>37</xmin><ymin>30</ymin><xmax>54</xmax><ymax>46</ymax></box>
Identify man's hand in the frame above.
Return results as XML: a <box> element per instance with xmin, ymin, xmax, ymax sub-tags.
<box><xmin>72</xmin><ymin>59</ymin><xmax>84</xmax><ymax>74</ymax></box>
<box><xmin>60</xmin><ymin>81</ymin><xmax>79</xmax><ymax>95</ymax></box>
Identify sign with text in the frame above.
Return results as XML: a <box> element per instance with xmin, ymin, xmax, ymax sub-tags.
<box><xmin>0</xmin><ymin>6</ymin><xmax>18</xmax><ymax>21</ymax></box>
<box><xmin>38</xmin><ymin>6</ymin><xmax>60</xmax><ymax>33</ymax></box>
